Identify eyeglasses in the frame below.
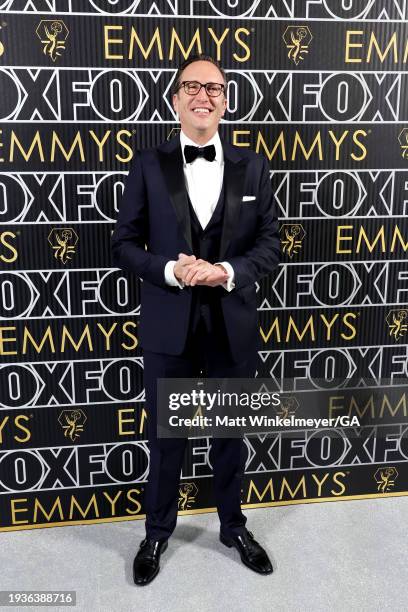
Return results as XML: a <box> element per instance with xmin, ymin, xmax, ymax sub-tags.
<box><xmin>177</xmin><ymin>81</ymin><xmax>225</xmax><ymax>97</ymax></box>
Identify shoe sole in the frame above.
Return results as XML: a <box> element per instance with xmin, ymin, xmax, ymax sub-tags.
<box><xmin>133</xmin><ymin>540</ymin><xmax>168</xmax><ymax>586</ymax></box>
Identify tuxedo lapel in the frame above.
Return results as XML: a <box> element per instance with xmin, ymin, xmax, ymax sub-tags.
<box><xmin>157</xmin><ymin>134</ymin><xmax>192</xmax><ymax>252</ymax></box>
<box><xmin>219</xmin><ymin>140</ymin><xmax>248</xmax><ymax>260</ymax></box>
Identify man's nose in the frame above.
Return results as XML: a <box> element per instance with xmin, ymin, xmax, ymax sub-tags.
<box><xmin>195</xmin><ymin>86</ymin><xmax>211</xmax><ymax>102</ymax></box>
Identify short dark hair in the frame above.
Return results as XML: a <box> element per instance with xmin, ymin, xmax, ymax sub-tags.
<box><xmin>172</xmin><ymin>54</ymin><xmax>228</xmax><ymax>97</ymax></box>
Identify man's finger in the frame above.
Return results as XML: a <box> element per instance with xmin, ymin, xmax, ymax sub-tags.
<box><xmin>184</xmin><ymin>268</ymin><xmax>202</xmax><ymax>284</ymax></box>
<box><xmin>199</xmin><ymin>269</ymin><xmax>229</xmax><ymax>285</ymax></box>
<box><xmin>184</xmin><ymin>262</ymin><xmax>208</xmax><ymax>284</ymax></box>
<box><xmin>189</xmin><ymin>266</ymin><xmax>228</xmax><ymax>286</ymax></box>
<box><xmin>185</xmin><ymin>261</ymin><xmax>206</xmax><ymax>274</ymax></box>
<box><xmin>192</xmin><ymin>271</ymin><xmax>211</xmax><ymax>285</ymax></box>
<box><xmin>190</xmin><ymin>269</ymin><xmax>209</xmax><ymax>286</ymax></box>
<box><xmin>178</xmin><ymin>253</ymin><xmax>196</xmax><ymax>264</ymax></box>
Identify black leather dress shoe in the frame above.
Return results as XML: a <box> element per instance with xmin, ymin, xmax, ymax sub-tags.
<box><xmin>220</xmin><ymin>529</ymin><xmax>273</xmax><ymax>575</ymax></box>
<box><xmin>133</xmin><ymin>538</ymin><xmax>168</xmax><ymax>586</ymax></box>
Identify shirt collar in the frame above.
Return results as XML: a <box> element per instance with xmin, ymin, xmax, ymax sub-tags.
<box><xmin>180</xmin><ymin>130</ymin><xmax>223</xmax><ymax>165</ymax></box>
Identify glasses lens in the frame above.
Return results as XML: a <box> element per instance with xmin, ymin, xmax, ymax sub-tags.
<box><xmin>185</xmin><ymin>81</ymin><xmax>201</xmax><ymax>94</ymax></box>
<box><xmin>206</xmin><ymin>84</ymin><xmax>223</xmax><ymax>97</ymax></box>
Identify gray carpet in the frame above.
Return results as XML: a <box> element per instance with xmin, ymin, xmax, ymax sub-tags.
<box><xmin>1</xmin><ymin>497</ymin><xmax>407</xmax><ymax>612</ymax></box>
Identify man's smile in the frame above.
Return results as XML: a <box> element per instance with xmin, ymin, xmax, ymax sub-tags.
<box><xmin>191</xmin><ymin>107</ymin><xmax>213</xmax><ymax>116</ymax></box>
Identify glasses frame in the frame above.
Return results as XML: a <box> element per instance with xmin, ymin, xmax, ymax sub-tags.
<box><xmin>177</xmin><ymin>80</ymin><xmax>226</xmax><ymax>97</ymax></box>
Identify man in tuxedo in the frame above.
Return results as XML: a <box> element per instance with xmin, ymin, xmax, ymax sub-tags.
<box><xmin>111</xmin><ymin>54</ymin><xmax>280</xmax><ymax>586</ymax></box>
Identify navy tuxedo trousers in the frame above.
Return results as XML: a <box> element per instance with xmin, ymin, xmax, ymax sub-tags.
<box><xmin>143</xmin><ymin>311</ymin><xmax>257</xmax><ymax>541</ymax></box>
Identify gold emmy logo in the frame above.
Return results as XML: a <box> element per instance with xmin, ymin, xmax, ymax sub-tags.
<box><xmin>276</xmin><ymin>396</ymin><xmax>299</xmax><ymax>418</ymax></box>
<box><xmin>0</xmin><ymin>25</ymin><xmax>4</xmax><ymax>57</ymax></box>
<box><xmin>374</xmin><ymin>467</ymin><xmax>398</xmax><ymax>493</ymax></box>
<box><xmin>58</xmin><ymin>409</ymin><xmax>87</xmax><ymax>441</ymax></box>
<box><xmin>280</xmin><ymin>224</ymin><xmax>305</xmax><ymax>258</ymax></box>
<box><xmin>283</xmin><ymin>26</ymin><xmax>313</xmax><ymax>66</ymax></box>
<box><xmin>48</xmin><ymin>228</ymin><xmax>78</xmax><ymax>264</ymax></box>
<box><xmin>36</xmin><ymin>20</ymin><xmax>69</xmax><ymax>62</ymax></box>
<box><xmin>167</xmin><ymin>127</ymin><xmax>181</xmax><ymax>141</ymax></box>
<box><xmin>178</xmin><ymin>482</ymin><xmax>198</xmax><ymax>510</ymax></box>
<box><xmin>398</xmin><ymin>128</ymin><xmax>408</xmax><ymax>159</ymax></box>
<box><xmin>386</xmin><ymin>309</ymin><xmax>408</xmax><ymax>342</ymax></box>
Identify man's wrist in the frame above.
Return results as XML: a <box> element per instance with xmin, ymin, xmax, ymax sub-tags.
<box><xmin>215</xmin><ymin>261</ymin><xmax>235</xmax><ymax>291</ymax></box>
<box><xmin>215</xmin><ymin>263</ymin><xmax>228</xmax><ymax>274</ymax></box>
<box><xmin>164</xmin><ymin>260</ymin><xmax>184</xmax><ymax>289</ymax></box>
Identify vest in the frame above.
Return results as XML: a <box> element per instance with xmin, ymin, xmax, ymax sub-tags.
<box><xmin>187</xmin><ymin>182</ymin><xmax>226</xmax><ymax>332</ymax></box>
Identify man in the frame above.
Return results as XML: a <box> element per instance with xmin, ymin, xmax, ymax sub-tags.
<box><xmin>111</xmin><ymin>54</ymin><xmax>280</xmax><ymax>586</ymax></box>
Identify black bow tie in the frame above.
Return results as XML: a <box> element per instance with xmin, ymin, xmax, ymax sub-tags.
<box><xmin>184</xmin><ymin>144</ymin><xmax>216</xmax><ymax>164</ymax></box>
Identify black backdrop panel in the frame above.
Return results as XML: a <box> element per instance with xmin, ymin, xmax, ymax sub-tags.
<box><xmin>0</xmin><ymin>3</ymin><xmax>407</xmax><ymax>530</ymax></box>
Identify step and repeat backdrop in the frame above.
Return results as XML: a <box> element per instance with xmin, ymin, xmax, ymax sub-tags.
<box><xmin>0</xmin><ymin>1</ymin><xmax>408</xmax><ymax>531</ymax></box>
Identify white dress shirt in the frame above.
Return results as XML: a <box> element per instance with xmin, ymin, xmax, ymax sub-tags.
<box><xmin>164</xmin><ymin>130</ymin><xmax>235</xmax><ymax>291</ymax></box>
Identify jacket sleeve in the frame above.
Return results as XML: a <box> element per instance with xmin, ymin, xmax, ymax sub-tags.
<box><xmin>111</xmin><ymin>151</ymin><xmax>169</xmax><ymax>288</ymax></box>
<box><xmin>226</xmin><ymin>157</ymin><xmax>280</xmax><ymax>289</ymax></box>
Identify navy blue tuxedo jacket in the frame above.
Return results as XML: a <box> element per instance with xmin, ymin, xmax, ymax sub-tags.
<box><xmin>111</xmin><ymin>133</ymin><xmax>280</xmax><ymax>362</ymax></box>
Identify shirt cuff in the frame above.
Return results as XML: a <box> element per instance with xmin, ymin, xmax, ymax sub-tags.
<box><xmin>215</xmin><ymin>261</ymin><xmax>235</xmax><ymax>292</ymax></box>
<box><xmin>164</xmin><ymin>260</ymin><xmax>184</xmax><ymax>289</ymax></box>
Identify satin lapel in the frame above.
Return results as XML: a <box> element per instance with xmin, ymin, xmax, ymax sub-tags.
<box><xmin>219</xmin><ymin>154</ymin><xmax>248</xmax><ymax>260</ymax></box>
<box><xmin>157</xmin><ymin>143</ymin><xmax>192</xmax><ymax>252</ymax></box>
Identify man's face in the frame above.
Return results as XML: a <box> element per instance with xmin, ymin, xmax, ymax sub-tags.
<box><xmin>172</xmin><ymin>60</ymin><xmax>227</xmax><ymax>141</ymax></box>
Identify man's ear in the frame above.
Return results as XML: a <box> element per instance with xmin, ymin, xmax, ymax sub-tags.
<box><xmin>172</xmin><ymin>93</ymin><xmax>178</xmax><ymax>113</ymax></box>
